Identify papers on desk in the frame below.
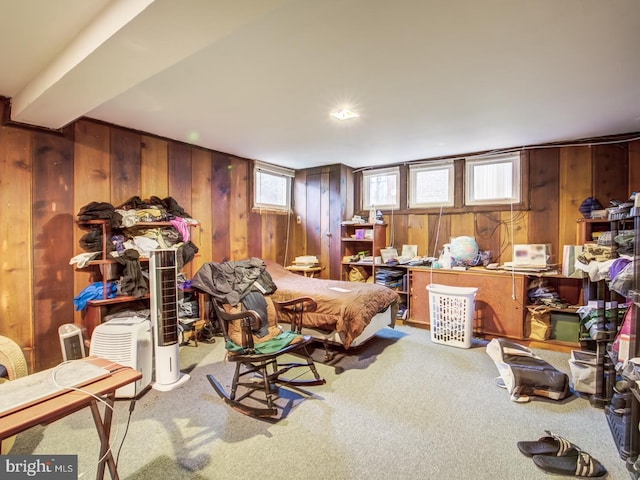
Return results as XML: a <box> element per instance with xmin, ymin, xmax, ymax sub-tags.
<box><xmin>495</xmin><ymin>262</ymin><xmax>559</xmax><ymax>274</ymax></box>
<box><xmin>0</xmin><ymin>360</ymin><xmax>110</xmax><ymax>417</ymax></box>
<box><xmin>500</xmin><ymin>263</ymin><xmax>550</xmax><ymax>272</ymax></box>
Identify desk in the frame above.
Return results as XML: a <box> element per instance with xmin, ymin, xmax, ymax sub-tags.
<box><xmin>0</xmin><ymin>357</ymin><xmax>141</xmax><ymax>480</ymax></box>
<box><xmin>408</xmin><ymin>267</ymin><xmax>584</xmax><ymax>343</ymax></box>
<box><xmin>285</xmin><ymin>265</ymin><xmax>321</xmax><ymax>278</ymax></box>
<box><xmin>409</xmin><ymin>267</ymin><xmax>527</xmax><ymax>339</ymax></box>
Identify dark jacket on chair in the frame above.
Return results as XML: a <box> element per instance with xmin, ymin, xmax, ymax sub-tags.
<box><xmin>191</xmin><ymin>258</ymin><xmax>277</xmax><ymax>337</ymax></box>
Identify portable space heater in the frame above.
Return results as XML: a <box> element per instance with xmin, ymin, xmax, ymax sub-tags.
<box><xmin>150</xmin><ymin>249</ymin><xmax>190</xmax><ymax>391</ymax></box>
<box><xmin>89</xmin><ymin>316</ymin><xmax>153</xmax><ymax>398</ymax></box>
<box><xmin>58</xmin><ymin>323</ymin><xmax>85</xmax><ymax>362</ymax></box>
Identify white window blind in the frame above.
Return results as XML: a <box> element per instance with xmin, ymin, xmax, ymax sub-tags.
<box><xmin>465</xmin><ymin>153</ymin><xmax>521</xmax><ymax>206</ymax></box>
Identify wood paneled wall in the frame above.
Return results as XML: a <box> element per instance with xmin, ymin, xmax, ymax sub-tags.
<box><xmin>0</xmin><ymin>99</ymin><xmax>290</xmax><ymax>372</ymax></box>
<box><xmin>1</xmin><ymin>93</ymin><xmax>639</xmax><ymax>372</ymax></box>
<box><xmin>349</xmin><ymin>142</ymin><xmax>637</xmax><ymax>266</ymax></box>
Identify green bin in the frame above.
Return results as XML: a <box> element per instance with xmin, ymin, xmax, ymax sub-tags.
<box><xmin>550</xmin><ymin>312</ymin><xmax>580</xmax><ymax>342</ymax></box>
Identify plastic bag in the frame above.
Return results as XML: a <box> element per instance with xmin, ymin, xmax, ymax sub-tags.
<box><xmin>568</xmin><ymin>350</ymin><xmax>597</xmax><ymax>394</ymax></box>
<box><xmin>486</xmin><ymin>338</ymin><xmax>571</xmax><ymax>402</ymax></box>
<box><xmin>349</xmin><ymin>266</ymin><xmax>369</xmax><ymax>282</ymax></box>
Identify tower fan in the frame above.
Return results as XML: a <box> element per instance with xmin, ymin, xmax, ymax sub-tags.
<box><xmin>150</xmin><ymin>249</ymin><xmax>190</xmax><ymax>391</ymax></box>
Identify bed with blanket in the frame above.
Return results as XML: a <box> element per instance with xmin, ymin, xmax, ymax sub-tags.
<box><xmin>191</xmin><ymin>258</ymin><xmax>399</xmax><ymax>350</ymax></box>
<box><xmin>264</xmin><ymin>260</ymin><xmax>399</xmax><ymax>349</ymax></box>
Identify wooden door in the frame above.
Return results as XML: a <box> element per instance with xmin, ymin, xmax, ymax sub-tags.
<box><xmin>305</xmin><ymin>167</ymin><xmax>348</xmax><ymax>279</ymax></box>
<box><xmin>305</xmin><ymin>172</ymin><xmax>327</xmax><ymax>276</ymax></box>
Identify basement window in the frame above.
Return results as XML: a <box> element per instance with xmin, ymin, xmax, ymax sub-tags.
<box><xmin>362</xmin><ymin>166</ymin><xmax>400</xmax><ymax>210</ymax></box>
<box><xmin>409</xmin><ymin>161</ymin><xmax>454</xmax><ymax>208</ymax></box>
<box><xmin>465</xmin><ymin>153</ymin><xmax>521</xmax><ymax>206</ymax></box>
<box><xmin>253</xmin><ymin>161</ymin><xmax>294</xmax><ymax>213</ymax></box>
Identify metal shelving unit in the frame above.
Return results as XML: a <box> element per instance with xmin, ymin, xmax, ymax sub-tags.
<box><xmin>623</xmin><ymin>208</ymin><xmax>640</xmax><ymax>475</ymax></box>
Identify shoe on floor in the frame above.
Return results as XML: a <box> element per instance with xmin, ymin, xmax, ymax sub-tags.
<box><xmin>532</xmin><ymin>450</ymin><xmax>607</xmax><ymax>478</ymax></box>
<box><xmin>517</xmin><ymin>430</ymin><xmax>578</xmax><ymax>457</ymax></box>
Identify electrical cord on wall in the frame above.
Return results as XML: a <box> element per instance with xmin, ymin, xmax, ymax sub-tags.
<box><xmin>472</xmin><ymin>206</ymin><xmax>522</xmax><ymax>301</ymax></box>
<box><xmin>509</xmin><ymin>199</ymin><xmax>516</xmax><ymax>300</ymax></box>
<box><xmin>353</xmin><ymin>134</ymin><xmax>640</xmax><ymax>175</ymax></box>
<box><xmin>473</xmin><ymin>211</ymin><xmax>527</xmax><ymax>262</ymax></box>
<box><xmin>473</xmin><ymin>134</ymin><xmax>640</xmax><ymax>159</ymax></box>
<box><xmin>283</xmin><ymin>208</ymin><xmax>291</xmax><ymax>266</ymax></box>
<box><xmin>430</xmin><ymin>205</ymin><xmax>444</xmax><ymax>284</ymax></box>
<box><xmin>283</xmin><ymin>174</ymin><xmax>295</xmax><ymax>266</ymax></box>
<box><xmin>389</xmin><ymin>207</ymin><xmax>395</xmax><ymax>247</ymax></box>
<box><xmin>432</xmin><ymin>205</ymin><xmax>443</xmax><ymax>259</ymax></box>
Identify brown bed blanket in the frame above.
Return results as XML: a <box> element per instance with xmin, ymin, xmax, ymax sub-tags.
<box><xmin>265</xmin><ymin>261</ymin><xmax>399</xmax><ymax>348</ymax></box>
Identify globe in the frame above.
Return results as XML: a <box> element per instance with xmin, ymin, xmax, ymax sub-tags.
<box><xmin>450</xmin><ymin>236</ymin><xmax>479</xmax><ymax>265</ymax></box>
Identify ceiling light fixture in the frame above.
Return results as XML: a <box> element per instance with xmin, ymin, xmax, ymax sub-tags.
<box><xmin>331</xmin><ymin>109</ymin><xmax>359</xmax><ymax>120</ymax></box>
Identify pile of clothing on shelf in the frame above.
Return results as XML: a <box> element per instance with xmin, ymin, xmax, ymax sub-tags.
<box><xmin>575</xmin><ymin>237</ymin><xmax>634</xmax><ymax>299</ymax></box>
<box><xmin>76</xmin><ymin>196</ymin><xmax>199</xmax><ymax>268</ymax></box>
<box><xmin>575</xmin><ymin>194</ymin><xmax>636</xmax><ymax>297</ymax></box>
<box><xmin>527</xmin><ymin>278</ymin><xmax>570</xmax><ymax>309</ymax></box>
<box><xmin>71</xmin><ymin>196</ymin><xmax>200</xmax><ymax>306</ymax></box>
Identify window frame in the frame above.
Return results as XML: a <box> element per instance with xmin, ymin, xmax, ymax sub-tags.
<box><xmin>361</xmin><ymin>166</ymin><xmax>400</xmax><ymax>211</ymax></box>
<box><xmin>464</xmin><ymin>153</ymin><xmax>521</xmax><ymax>206</ymax></box>
<box><xmin>252</xmin><ymin>161</ymin><xmax>294</xmax><ymax>214</ymax></box>
<box><xmin>408</xmin><ymin>160</ymin><xmax>455</xmax><ymax>208</ymax></box>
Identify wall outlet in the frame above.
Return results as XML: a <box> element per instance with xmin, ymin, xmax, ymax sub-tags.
<box><xmin>296</xmin><ymin>216</ymin><xmax>302</xmax><ymax>224</ymax></box>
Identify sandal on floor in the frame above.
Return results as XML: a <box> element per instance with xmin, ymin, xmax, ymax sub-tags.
<box><xmin>533</xmin><ymin>450</ymin><xmax>607</xmax><ymax>478</ymax></box>
<box><xmin>517</xmin><ymin>430</ymin><xmax>578</xmax><ymax>457</ymax></box>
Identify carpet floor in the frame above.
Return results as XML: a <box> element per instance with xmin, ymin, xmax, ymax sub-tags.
<box><xmin>9</xmin><ymin>325</ymin><xmax>634</xmax><ymax>479</ymax></box>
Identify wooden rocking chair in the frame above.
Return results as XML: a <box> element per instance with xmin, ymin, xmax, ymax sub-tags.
<box><xmin>206</xmin><ymin>295</ymin><xmax>325</xmax><ymax>417</ymax></box>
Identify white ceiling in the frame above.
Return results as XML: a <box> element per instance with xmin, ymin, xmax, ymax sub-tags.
<box><xmin>2</xmin><ymin>0</ymin><xmax>640</xmax><ymax>170</ymax></box>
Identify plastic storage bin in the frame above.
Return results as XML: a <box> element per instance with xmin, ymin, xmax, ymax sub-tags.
<box><xmin>427</xmin><ymin>284</ymin><xmax>478</xmax><ymax>348</ymax></box>
<box><xmin>568</xmin><ymin>349</ymin><xmax>598</xmax><ymax>394</ymax></box>
<box><xmin>550</xmin><ymin>312</ymin><xmax>580</xmax><ymax>342</ymax></box>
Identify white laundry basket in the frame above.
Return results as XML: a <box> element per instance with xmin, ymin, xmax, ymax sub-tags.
<box><xmin>427</xmin><ymin>284</ymin><xmax>478</xmax><ymax>348</ymax></box>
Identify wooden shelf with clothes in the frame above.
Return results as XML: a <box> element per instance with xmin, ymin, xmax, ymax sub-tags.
<box><xmin>71</xmin><ymin>197</ymin><xmax>200</xmax><ymax>340</ymax></box>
